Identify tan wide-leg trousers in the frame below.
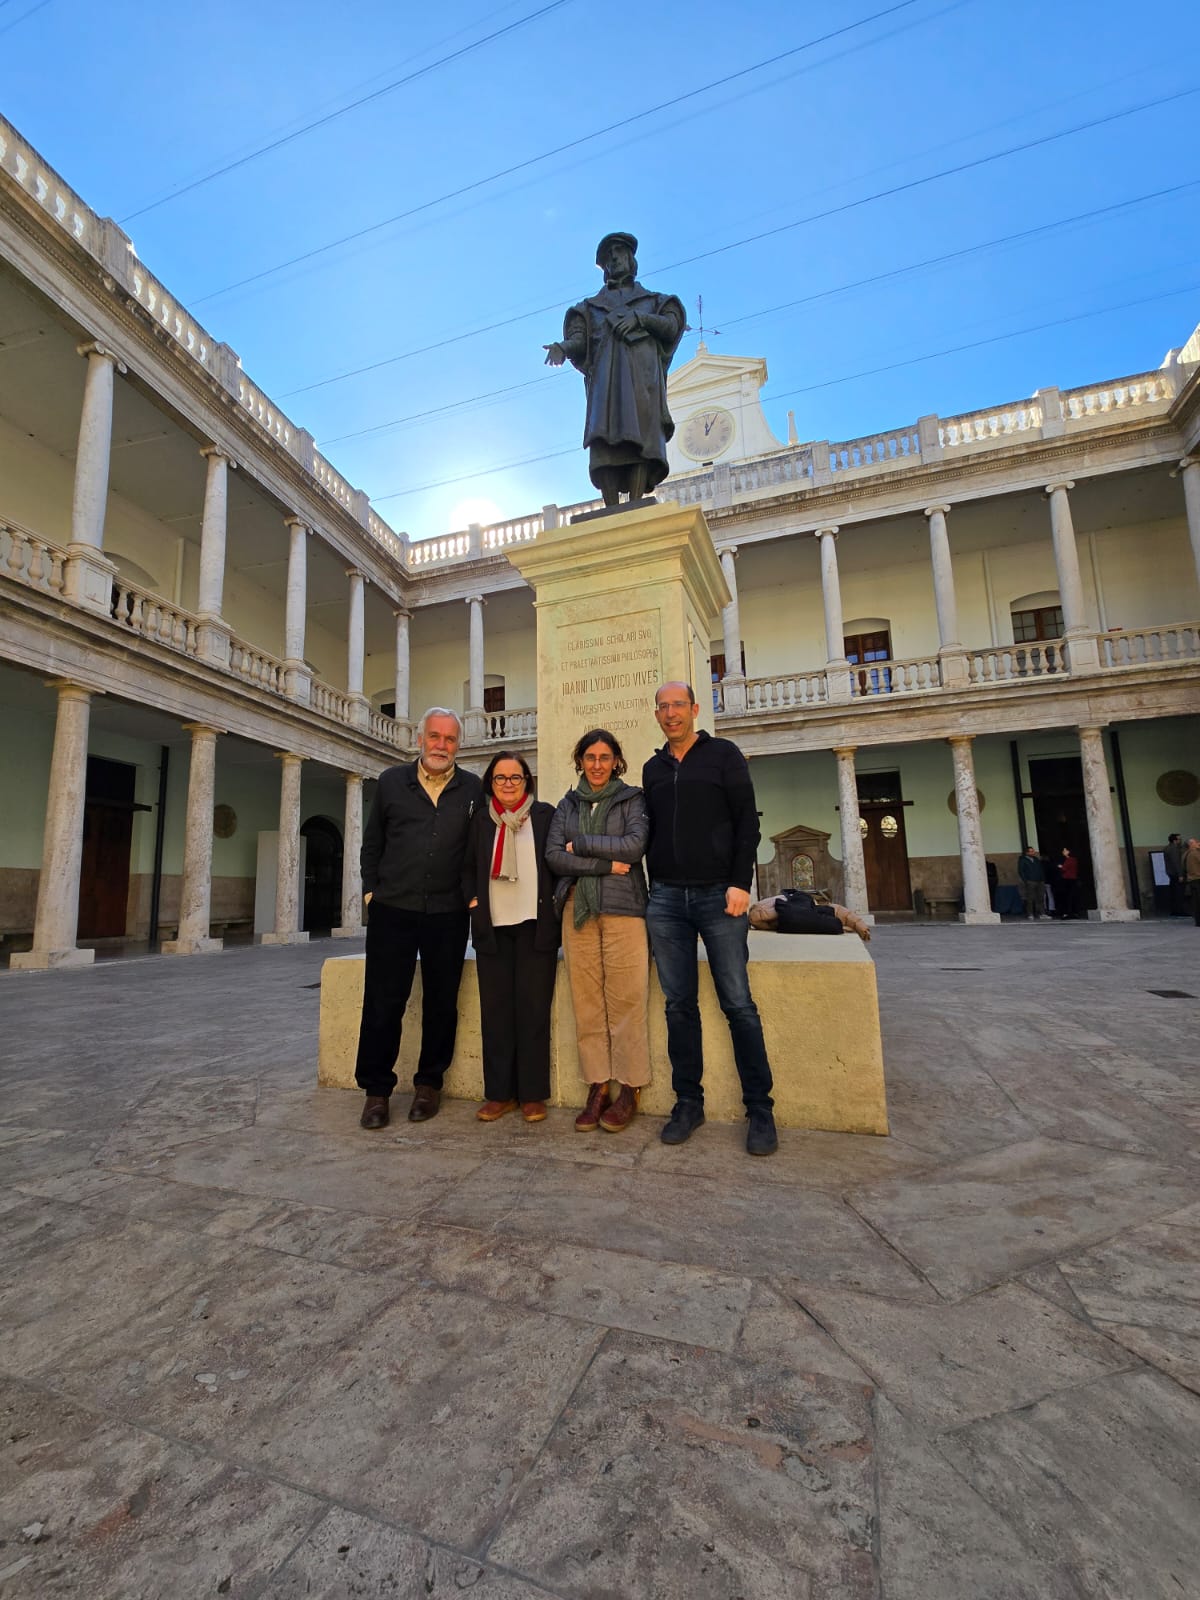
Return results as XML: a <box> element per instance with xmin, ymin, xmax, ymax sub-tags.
<box><xmin>561</xmin><ymin>910</ymin><xmax>651</xmax><ymax>1087</ymax></box>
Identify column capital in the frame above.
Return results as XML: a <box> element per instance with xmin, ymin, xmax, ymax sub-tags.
<box><xmin>717</xmin><ymin>543</ymin><xmax>739</xmax><ymax>559</ymax></box>
<box><xmin>180</xmin><ymin>722</ymin><xmax>223</xmax><ymax>738</ymax></box>
<box><xmin>1076</xmin><ymin>723</ymin><xmax>1108</xmax><ymax>737</ymax></box>
<box><xmin>45</xmin><ymin>678</ymin><xmax>99</xmax><ymax>701</ymax></box>
<box><xmin>346</xmin><ymin>566</ymin><xmax>366</xmax><ymax>582</ymax></box>
<box><xmin>831</xmin><ymin>745</ymin><xmax>857</xmax><ymax>759</ymax></box>
<box><xmin>76</xmin><ymin>340</ymin><xmax>126</xmax><ymax>374</ymax></box>
<box><xmin>393</xmin><ymin>605</ymin><xmax>411</xmax><ymax>621</ymax></box>
<box><xmin>465</xmin><ymin>592</ymin><xmax>486</xmax><ymax>607</ymax></box>
<box><xmin>1044</xmin><ymin>479</ymin><xmax>1075</xmax><ymax>495</ymax></box>
<box><xmin>813</xmin><ymin>524</ymin><xmax>839</xmax><ymax>539</ymax></box>
<box><xmin>284</xmin><ymin>515</ymin><xmax>311</xmax><ymax>534</ymax></box>
<box><xmin>923</xmin><ymin>502</ymin><xmax>951</xmax><ymax>518</ymax></box>
<box><xmin>946</xmin><ymin>732</ymin><xmax>974</xmax><ymax>747</ymax></box>
<box><xmin>273</xmin><ymin>750</ymin><xmax>305</xmax><ymax>765</ymax></box>
<box><xmin>1171</xmin><ymin>455</ymin><xmax>1200</xmax><ymax>477</ymax></box>
<box><xmin>200</xmin><ymin>444</ymin><xmax>237</xmax><ymax>469</ymax></box>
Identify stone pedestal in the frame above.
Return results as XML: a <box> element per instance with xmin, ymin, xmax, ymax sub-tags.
<box><xmin>504</xmin><ymin>500</ymin><xmax>729</xmax><ymax>789</ymax></box>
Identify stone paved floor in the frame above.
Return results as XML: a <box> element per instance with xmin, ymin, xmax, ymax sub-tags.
<box><xmin>0</xmin><ymin>922</ymin><xmax>1197</xmax><ymax>1599</ymax></box>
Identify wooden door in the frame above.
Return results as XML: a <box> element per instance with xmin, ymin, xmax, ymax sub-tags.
<box><xmin>77</xmin><ymin>757</ymin><xmax>135</xmax><ymax>938</ymax></box>
<box><xmin>860</xmin><ymin>803</ymin><xmax>912</xmax><ymax>911</ymax></box>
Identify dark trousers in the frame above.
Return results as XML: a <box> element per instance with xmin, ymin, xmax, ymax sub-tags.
<box><xmin>474</xmin><ymin>921</ymin><xmax>557</xmax><ymax>1102</ymax></box>
<box><xmin>1189</xmin><ymin>881</ymin><xmax>1200</xmax><ymax>926</ymax></box>
<box><xmin>1057</xmin><ymin>880</ymin><xmax>1080</xmax><ymax>919</ymax></box>
<box><xmin>645</xmin><ymin>883</ymin><xmax>774</xmax><ymax>1113</ymax></box>
<box><xmin>354</xmin><ymin>902</ymin><xmax>469</xmax><ymax>1096</ymax></box>
<box><xmin>1167</xmin><ymin>874</ymin><xmax>1186</xmax><ymax>916</ymax></box>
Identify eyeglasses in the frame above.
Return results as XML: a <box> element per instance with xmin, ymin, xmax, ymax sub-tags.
<box><xmin>492</xmin><ymin>775</ymin><xmax>525</xmax><ymax>786</ymax></box>
<box><xmin>655</xmin><ymin>701</ymin><xmax>692</xmax><ymax>712</ymax></box>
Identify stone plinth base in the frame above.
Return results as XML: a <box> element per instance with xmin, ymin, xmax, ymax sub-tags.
<box><xmin>10</xmin><ymin>946</ymin><xmax>95</xmax><ymax>971</ymax></box>
<box><xmin>959</xmin><ymin>911</ymin><xmax>1002</xmax><ymax>925</ymax></box>
<box><xmin>162</xmin><ymin>935</ymin><xmax>224</xmax><ymax>956</ymax></box>
<box><xmin>260</xmin><ymin>931</ymin><xmax>310</xmax><ymax>946</ymax></box>
<box><xmin>1088</xmin><ymin>908</ymin><xmax>1141</xmax><ymax>922</ymax></box>
<box><xmin>331</xmin><ymin>924</ymin><xmax>363</xmax><ymax>940</ymax></box>
<box><xmin>319</xmin><ymin>932</ymin><xmax>888</xmax><ymax>1134</ymax></box>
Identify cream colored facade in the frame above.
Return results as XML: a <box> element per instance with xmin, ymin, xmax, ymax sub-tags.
<box><xmin>2</xmin><ymin>112</ymin><xmax>1199</xmax><ymax>964</ymax></box>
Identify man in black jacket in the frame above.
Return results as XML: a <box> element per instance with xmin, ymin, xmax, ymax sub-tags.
<box><xmin>355</xmin><ymin>708</ymin><xmax>482</xmax><ymax>1129</ymax></box>
<box><xmin>643</xmin><ymin>682</ymin><xmax>777</xmax><ymax>1156</ymax></box>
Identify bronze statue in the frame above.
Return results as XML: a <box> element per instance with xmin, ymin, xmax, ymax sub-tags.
<box><xmin>545</xmin><ymin>232</ymin><xmax>687</xmax><ymax>507</ymax></box>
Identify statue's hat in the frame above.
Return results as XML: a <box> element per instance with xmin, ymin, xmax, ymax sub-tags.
<box><xmin>596</xmin><ymin>231</ymin><xmax>637</xmax><ymax>267</ymax></box>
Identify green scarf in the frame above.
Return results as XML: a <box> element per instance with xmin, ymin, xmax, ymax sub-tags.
<box><xmin>571</xmin><ymin>776</ymin><xmax>624</xmax><ymax>929</ymax></box>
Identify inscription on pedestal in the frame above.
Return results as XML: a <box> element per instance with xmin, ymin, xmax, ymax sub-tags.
<box><xmin>556</xmin><ymin>609</ymin><xmax>662</xmax><ymax>736</ymax></box>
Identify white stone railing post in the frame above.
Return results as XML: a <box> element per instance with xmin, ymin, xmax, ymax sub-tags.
<box><xmin>332</xmin><ymin>772</ymin><xmax>365</xmax><ymax>938</ymax></box>
<box><xmin>464</xmin><ymin>593</ymin><xmax>486</xmax><ymax>744</ymax></box>
<box><xmin>163</xmin><ymin>724</ymin><xmax>224</xmax><ymax>956</ymax></box>
<box><xmin>195</xmin><ymin>447</ymin><xmax>234</xmax><ymax>668</ymax></box>
<box><xmin>1045</xmin><ymin>482</ymin><xmax>1100</xmax><ymax>673</ymax></box>
<box><xmin>718</xmin><ymin>545</ymin><xmax>747</xmax><ymax>714</ymax></box>
<box><xmin>262</xmin><ymin>753</ymin><xmax>308</xmax><ymax>945</ymax></box>
<box><xmin>12</xmin><ymin>682</ymin><xmax>98</xmax><ymax>969</ymax></box>
<box><xmin>346</xmin><ymin>568</ymin><xmax>369</xmax><ymax>729</ymax></box>
<box><xmin>833</xmin><ymin>746</ymin><xmax>872</xmax><ymax>922</ymax></box>
<box><xmin>283</xmin><ymin>517</ymin><xmax>311</xmax><ymax>704</ymax></box>
<box><xmin>948</xmin><ymin>735</ymin><xmax>1000</xmax><ymax>924</ymax></box>
<box><xmin>63</xmin><ymin>342</ymin><xmax>124</xmax><ymax>613</ymax></box>
<box><xmin>925</xmin><ymin>503</ymin><xmax>968</xmax><ymax>686</ymax></box>
<box><xmin>1078</xmin><ymin>726</ymin><xmax>1139</xmax><ymax>921</ymax></box>
<box><xmin>815</xmin><ymin>526</ymin><xmax>851</xmax><ymax>703</ymax></box>
<box><xmin>393</xmin><ymin>607</ymin><xmax>412</xmax><ymax>742</ymax></box>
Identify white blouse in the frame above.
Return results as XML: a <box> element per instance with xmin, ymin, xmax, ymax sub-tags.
<box><xmin>489</xmin><ymin>818</ymin><xmax>538</xmax><ymax>926</ymax></box>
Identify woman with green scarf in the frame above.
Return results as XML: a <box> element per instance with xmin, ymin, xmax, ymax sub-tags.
<box><xmin>545</xmin><ymin>729</ymin><xmax>650</xmax><ymax>1132</ymax></box>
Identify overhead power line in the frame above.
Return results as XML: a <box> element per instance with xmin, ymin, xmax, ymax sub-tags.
<box><xmin>193</xmin><ymin>0</ymin><xmax>931</xmax><ymax>305</ymax></box>
<box><xmin>370</xmin><ymin>281</ymin><xmax>1200</xmax><ymax>503</ymax></box>
<box><xmin>118</xmin><ymin>0</ymin><xmax>576</xmax><ymax>224</ymax></box>
<box><xmin>281</xmin><ymin>82</ymin><xmax>1199</xmax><ymax>398</ymax></box>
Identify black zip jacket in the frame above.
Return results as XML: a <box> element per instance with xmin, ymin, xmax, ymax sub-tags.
<box><xmin>360</xmin><ymin>760</ymin><xmax>482</xmax><ymax>913</ymax></box>
<box><xmin>641</xmin><ymin>731</ymin><xmax>760</xmax><ymax>891</ymax></box>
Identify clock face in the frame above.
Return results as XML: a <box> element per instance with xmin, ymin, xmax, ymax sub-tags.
<box><xmin>679</xmin><ymin>407</ymin><xmax>735</xmax><ymax>462</ymax></box>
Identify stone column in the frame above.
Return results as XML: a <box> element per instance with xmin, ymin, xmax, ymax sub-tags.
<box><xmin>1175</xmin><ymin>456</ymin><xmax>1200</xmax><ymax>590</ymax></box>
<box><xmin>815</xmin><ymin>526</ymin><xmax>851</xmax><ymax>702</ymax></box>
<box><xmin>11</xmin><ymin>683</ymin><xmax>98</xmax><ymax>969</ymax></box>
<box><xmin>283</xmin><ymin>517</ymin><xmax>311</xmax><ymax>703</ymax></box>
<box><xmin>63</xmin><ymin>342</ymin><xmax>124</xmax><ymax>613</ymax></box>
<box><xmin>332</xmin><ymin>772</ymin><xmax>365</xmax><ymax>939</ymax></box>
<box><xmin>262</xmin><ymin>753</ymin><xmax>309</xmax><ymax>945</ymax></box>
<box><xmin>833</xmin><ymin>746</ymin><xmax>872</xmax><ymax>923</ymax></box>
<box><xmin>393</xmin><ymin>607</ymin><xmax>411</xmax><ymax>728</ymax></box>
<box><xmin>717</xmin><ymin>546</ymin><xmax>747</xmax><ymax>714</ymax></box>
<box><xmin>162</xmin><ymin>725</ymin><xmax>224</xmax><ymax>956</ymax></box>
<box><xmin>195</xmin><ymin>447</ymin><xmax>234</xmax><ymax>668</ymax></box>
<box><xmin>1078</xmin><ymin>726</ymin><xmax>1140</xmax><ymax>921</ymax></box>
<box><xmin>464</xmin><ymin>593</ymin><xmax>486</xmax><ymax>743</ymax></box>
<box><xmin>948</xmin><ymin>735</ymin><xmax>1000</xmax><ymax>924</ymax></box>
<box><xmin>346</xmin><ymin>568</ymin><xmax>369</xmax><ymax>729</ymax></box>
<box><xmin>924</xmin><ymin>503</ymin><xmax>968</xmax><ymax>685</ymax></box>
<box><xmin>1045</xmin><ymin>481</ymin><xmax>1099</xmax><ymax>672</ymax></box>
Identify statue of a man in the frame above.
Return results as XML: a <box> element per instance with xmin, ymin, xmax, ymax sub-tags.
<box><xmin>545</xmin><ymin>232</ymin><xmax>687</xmax><ymax>507</ymax></box>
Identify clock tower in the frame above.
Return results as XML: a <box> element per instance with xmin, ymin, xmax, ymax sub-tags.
<box><xmin>666</xmin><ymin>345</ymin><xmax>785</xmax><ymax>474</ymax></box>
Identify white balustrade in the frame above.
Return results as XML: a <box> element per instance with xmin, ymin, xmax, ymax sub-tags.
<box><xmin>110</xmin><ymin>581</ymin><xmax>199</xmax><ymax>656</ymax></box>
<box><xmin>1062</xmin><ymin>372</ymin><xmax>1175</xmax><ymax>420</ymax></box>
<box><xmin>482</xmin><ymin>707</ymin><xmax>537</xmax><ymax>741</ymax></box>
<box><xmin>939</xmin><ymin>401</ymin><xmax>1041</xmax><ymax>448</ymax></box>
<box><xmin>2</xmin><ymin>520</ymin><xmax>67</xmax><ymax>596</ymax></box>
<box><xmin>228</xmin><ymin>637</ymin><xmax>283</xmax><ymax>694</ymax></box>
<box><xmin>368</xmin><ymin>708</ymin><xmax>408</xmax><ymax>748</ymax></box>
<box><xmin>1098</xmin><ymin>622</ymin><xmax>1200</xmax><ymax>667</ymax></box>
<box><xmin>968</xmin><ymin>640</ymin><xmax>1066</xmax><ymax>684</ymax></box>
<box><xmin>849</xmin><ymin>655</ymin><xmax>942</xmax><ymax>697</ymax></box>
<box><xmin>482</xmin><ymin>515</ymin><xmax>541</xmax><ymax>551</ymax></box>
<box><xmin>730</xmin><ymin>447</ymin><xmax>813</xmax><ymax>496</ymax></box>
<box><xmin>308</xmin><ymin>677</ymin><xmax>354</xmax><ymax>723</ymax></box>
<box><xmin>829</xmin><ymin>427</ymin><xmax>920</xmax><ymax>473</ymax></box>
<box><xmin>741</xmin><ymin>673</ymin><xmax>828</xmax><ymax>711</ymax></box>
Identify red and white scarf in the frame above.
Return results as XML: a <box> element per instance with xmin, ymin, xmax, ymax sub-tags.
<box><xmin>489</xmin><ymin>794</ymin><xmax>535</xmax><ymax>880</ymax></box>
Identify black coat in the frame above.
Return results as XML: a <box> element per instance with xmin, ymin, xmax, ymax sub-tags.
<box><xmin>462</xmin><ymin>801</ymin><xmax>561</xmax><ymax>956</ymax></box>
<box><xmin>361</xmin><ymin>761</ymin><xmax>482</xmax><ymax>913</ymax></box>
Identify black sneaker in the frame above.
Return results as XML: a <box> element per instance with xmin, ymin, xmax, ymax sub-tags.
<box><xmin>746</xmin><ymin>1107</ymin><xmax>778</xmax><ymax>1156</ymax></box>
<box><xmin>661</xmin><ymin>1100</ymin><xmax>705</xmax><ymax>1145</ymax></box>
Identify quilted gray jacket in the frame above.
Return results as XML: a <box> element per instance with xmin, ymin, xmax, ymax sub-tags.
<box><xmin>545</xmin><ymin>784</ymin><xmax>649</xmax><ymax>917</ymax></box>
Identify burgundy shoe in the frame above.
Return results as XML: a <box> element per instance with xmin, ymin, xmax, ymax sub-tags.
<box><xmin>600</xmin><ymin>1084</ymin><xmax>640</xmax><ymax>1133</ymax></box>
<box><xmin>360</xmin><ymin>1095</ymin><xmax>390</xmax><ymax>1130</ymax></box>
<box><xmin>407</xmin><ymin>1086</ymin><xmax>441</xmax><ymax>1122</ymax></box>
<box><xmin>575</xmin><ymin>1083</ymin><xmax>611</xmax><ymax>1132</ymax></box>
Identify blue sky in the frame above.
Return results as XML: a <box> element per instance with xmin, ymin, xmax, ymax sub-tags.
<box><xmin>4</xmin><ymin>0</ymin><xmax>1198</xmax><ymax>536</ymax></box>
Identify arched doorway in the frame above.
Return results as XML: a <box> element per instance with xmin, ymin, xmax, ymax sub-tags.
<box><xmin>301</xmin><ymin>815</ymin><xmax>342</xmax><ymax>935</ymax></box>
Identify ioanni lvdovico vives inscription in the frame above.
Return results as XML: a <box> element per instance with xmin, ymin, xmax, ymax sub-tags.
<box><xmin>557</xmin><ymin>611</ymin><xmax>662</xmax><ymax>735</ymax></box>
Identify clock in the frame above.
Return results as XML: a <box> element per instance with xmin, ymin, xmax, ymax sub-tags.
<box><xmin>679</xmin><ymin>407</ymin><xmax>735</xmax><ymax>462</ymax></box>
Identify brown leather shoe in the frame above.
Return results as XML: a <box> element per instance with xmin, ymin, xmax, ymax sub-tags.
<box><xmin>407</xmin><ymin>1086</ymin><xmax>441</xmax><ymax>1122</ymax></box>
<box><xmin>360</xmin><ymin>1095</ymin><xmax>390</xmax><ymax>1130</ymax></box>
<box><xmin>600</xmin><ymin>1084</ymin><xmax>640</xmax><ymax>1132</ymax></box>
<box><xmin>521</xmin><ymin>1101</ymin><xmax>548</xmax><ymax>1123</ymax></box>
<box><xmin>575</xmin><ymin>1082</ymin><xmax>611</xmax><ymax>1132</ymax></box>
<box><xmin>476</xmin><ymin>1098</ymin><xmax>518</xmax><ymax>1122</ymax></box>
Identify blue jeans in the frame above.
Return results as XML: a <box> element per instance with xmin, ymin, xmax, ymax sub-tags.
<box><xmin>646</xmin><ymin>883</ymin><xmax>773</xmax><ymax>1112</ymax></box>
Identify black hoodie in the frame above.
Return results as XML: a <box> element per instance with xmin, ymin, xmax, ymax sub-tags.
<box><xmin>641</xmin><ymin>730</ymin><xmax>760</xmax><ymax>892</ymax></box>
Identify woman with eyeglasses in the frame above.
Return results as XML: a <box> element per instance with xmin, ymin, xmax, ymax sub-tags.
<box><xmin>463</xmin><ymin>750</ymin><xmax>560</xmax><ymax>1123</ymax></box>
<box><xmin>545</xmin><ymin>728</ymin><xmax>651</xmax><ymax>1132</ymax></box>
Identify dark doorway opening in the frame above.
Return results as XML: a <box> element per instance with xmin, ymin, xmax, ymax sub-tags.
<box><xmin>1028</xmin><ymin>755</ymin><xmax>1094</xmax><ymax>915</ymax></box>
<box><xmin>857</xmin><ymin>770</ymin><xmax>912</xmax><ymax>912</ymax></box>
<box><xmin>301</xmin><ymin>815</ymin><xmax>343</xmax><ymax>935</ymax></box>
<box><xmin>78</xmin><ymin>756</ymin><xmax>137</xmax><ymax>939</ymax></box>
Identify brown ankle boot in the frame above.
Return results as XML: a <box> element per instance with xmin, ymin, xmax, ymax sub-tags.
<box><xmin>600</xmin><ymin>1084</ymin><xmax>640</xmax><ymax>1132</ymax></box>
<box><xmin>575</xmin><ymin>1082</ymin><xmax>611</xmax><ymax>1131</ymax></box>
